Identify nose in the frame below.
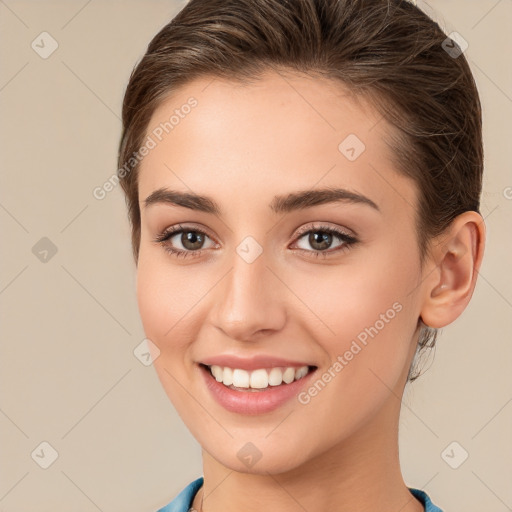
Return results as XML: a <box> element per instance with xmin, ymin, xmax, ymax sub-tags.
<box><xmin>210</xmin><ymin>247</ymin><xmax>287</xmax><ymax>342</ymax></box>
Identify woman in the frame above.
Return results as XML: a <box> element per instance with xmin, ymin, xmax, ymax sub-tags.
<box><xmin>117</xmin><ymin>0</ymin><xmax>485</xmax><ymax>510</ymax></box>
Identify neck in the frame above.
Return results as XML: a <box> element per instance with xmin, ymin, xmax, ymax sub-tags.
<box><xmin>195</xmin><ymin>395</ymin><xmax>424</xmax><ymax>512</ymax></box>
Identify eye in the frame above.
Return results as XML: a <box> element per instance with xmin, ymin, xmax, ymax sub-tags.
<box><xmin>291</xmin><ymin>223</ymin><xmax>358</xmax><ymax>258</ymax></box>
<box><xmin>153</xmin><ymin>222</ymin><xmax>358</xmax><ymax>260</ymax></box>
<box><xmin>153</xmin><ymin>224</ymin><xmax>216</xmax><ymax>259</ymax></box>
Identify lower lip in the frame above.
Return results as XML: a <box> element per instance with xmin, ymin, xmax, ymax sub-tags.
<box><xmin>198</xmin><ymin>364</ymin><xmax>317</xmax><ymax>415</ymax></box>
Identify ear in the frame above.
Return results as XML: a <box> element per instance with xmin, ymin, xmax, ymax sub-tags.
<box><xmin>420</xmin><ymin>211</ymin><xmax>486</xmax><ymax>329</ymax></box>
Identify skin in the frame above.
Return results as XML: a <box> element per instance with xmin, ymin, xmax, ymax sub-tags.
<box><xmin>135</xmin><ymin>69</ymin><xmax>485</xmax><ymax>512</ymax></box>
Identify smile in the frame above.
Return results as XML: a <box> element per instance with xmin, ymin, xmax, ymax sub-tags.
<box><xmin>206</xmin><ymin>364</ymin><xmax>314</xmax><ymax>391</ymax></box>
<box><xmin>198</xmin><ymin>363</ymin><xmax>318</xmax><ymax>414</ymax></box>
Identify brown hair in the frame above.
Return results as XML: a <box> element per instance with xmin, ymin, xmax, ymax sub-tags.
<box><xmin>117</xmin><ymin>0</ymin><xmax>483</xmax><ymax>382</ymax></box>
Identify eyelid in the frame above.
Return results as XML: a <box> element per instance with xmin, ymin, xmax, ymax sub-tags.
<box><xmin>153</xmin><ymin>222</ymin><xmax>217</xmax><ymax>244</ymax></box>
<box><xmin>154</xmin><ymin>221</ymin><xmax>355</xmax><ymax>244</ymax></box>
<box><xmin>292</xmin><ymin>221</ymin><xmax>356</xmax><ymax>240</ymax></box>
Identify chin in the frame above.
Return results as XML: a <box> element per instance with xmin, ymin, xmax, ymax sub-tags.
<box><xmin>201</xmin><ymin>435</ymin><xmax>314</xmax><ymax>476</ymax></box>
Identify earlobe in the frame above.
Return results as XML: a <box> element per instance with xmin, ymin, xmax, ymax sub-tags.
<box><xmin>420</xmin><ymin>211</ymin><xmax>486</xmax><ymax>329</ymax></box>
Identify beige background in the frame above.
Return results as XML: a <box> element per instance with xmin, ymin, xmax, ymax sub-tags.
<box><xmin>0</xmin><ymin>1</ymin><xmax>510</xmax><ymax>511</ymax></box>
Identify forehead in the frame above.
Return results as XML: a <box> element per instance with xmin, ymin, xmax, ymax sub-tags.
<box><xmin>138</xmin><ymin>70</ymin><xmax>416</xmax><ymax>217</ymax></box>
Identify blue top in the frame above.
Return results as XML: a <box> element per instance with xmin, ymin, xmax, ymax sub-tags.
<box><xmin>156</xmin><ymin>477</ymin><xmax>444</xmax><ymax>512</ymax></box>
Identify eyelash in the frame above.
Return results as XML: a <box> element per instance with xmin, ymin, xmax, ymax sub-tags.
<box><xmin>153</xmin><ymin>223</ymin><xmax>358</xmax><ymax>260</ymax></box>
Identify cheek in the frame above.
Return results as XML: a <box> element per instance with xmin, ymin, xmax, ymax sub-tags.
<box><xmin>136</xmin><ymin>251</ymin><xmax>198</xmax><ymax>344</ymax></box>
<box><xmin>136</xmin><ymin>254</ymin><xmax>201</xmax><ymax>408</ymax></box>
<box><xmin>280</xmin><ymin>263</ymin><xmax>419</xmax><ymax>447</ymax></box>
<box><xmin>135</xmin><ymin>251</ymin><xmax>215</xmax><ymax>385</ymax></box>
<box><xmin>286</xmin><ymin>249</ymin><xmax>420</xmax><ymax>386</ymax></box>
<box><xmin>136</xmin><ymin>263</ymin><xmax>170</xmax><ymax>344</ymax></box>
<box><xmin>292</xmin><ymin>255</ymin><xmax>417</xmax><ymax>338</ymax></box>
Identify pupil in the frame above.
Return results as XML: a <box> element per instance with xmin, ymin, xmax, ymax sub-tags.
<box><xmin>310</xmin><ymin>231</ymin><xmax>331</xmax><ymax>250</ymax></box>
<box><xmin>183</xmin><ymin>231</ymin><xmax>203</xmax><ymax>250</ymax></box>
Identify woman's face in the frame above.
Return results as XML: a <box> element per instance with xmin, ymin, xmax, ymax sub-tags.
<box><xmin>136</xmin><ymin>70</ymin><xmax>426</xmax><ymax>473</ymax></box>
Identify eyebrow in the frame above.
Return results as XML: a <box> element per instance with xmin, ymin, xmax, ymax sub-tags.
<box><xmin>143</xmin><ymin>187</ymin><xmax>380</xmax><ymax>215</ymax></box>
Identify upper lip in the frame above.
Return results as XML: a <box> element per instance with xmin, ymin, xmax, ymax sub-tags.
<box><xmin>199</xmin><ymin>354</ymin><xmax>316</xmax><ymax>371</ymax></box>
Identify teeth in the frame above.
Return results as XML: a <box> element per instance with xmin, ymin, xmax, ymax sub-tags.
<box><xmin>268</xmin><ymin>367</ymin><xmax>283</xmax><ymax>386</ymax></box>
<box><xmin>208</xmin><ymin>364</ymin><xmax>311</xmax><ymax>389</ymax></box>
<box><xmin>222</xmin><ymin>366</ymin><xmax>233</xmax><ymax>386</ymax></box>
<box><xmin>250</xmin><ymin>369</ymin><xmax>268</xmax><ymax>389</ymax></box>
<box><xmin>282</xmin><ymin>367</ymin><xmax>295</xmax><ymax>384</ymax></box>
<box><xmin>211</xmin><ymin>365</ymin><xmax>223</xmax><ymax>382</ymax></box>
<box><xmin>232</xmin><ymin>369</ymin><xmax>250</xmax><ymax>388</ymax></box>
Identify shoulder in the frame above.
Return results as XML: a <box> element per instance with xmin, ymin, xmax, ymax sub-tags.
<box><xmin>156</xmin><ymin>477</ymin><xmax>204</xmax><ymax>512</ymax></box>
<box><xmin>409</xmin><ymin>487</ymin><xmax>444</xmax><ymax>512</ymax></box>
<box><xmin>156</xmin><ymin>480</ymin><xmax>443</xmax><ymax>512</ymax></box>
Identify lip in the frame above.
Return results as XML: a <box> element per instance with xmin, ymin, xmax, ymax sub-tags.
<box><xmin>198</xmin><ymin>363</ymin><xmax>318</xmax><ymax>415</ymax></box>
<box><xmin>199</xmin><ymin>354</ymin><xmax>314</xmax><ymax>371</ymax></box>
